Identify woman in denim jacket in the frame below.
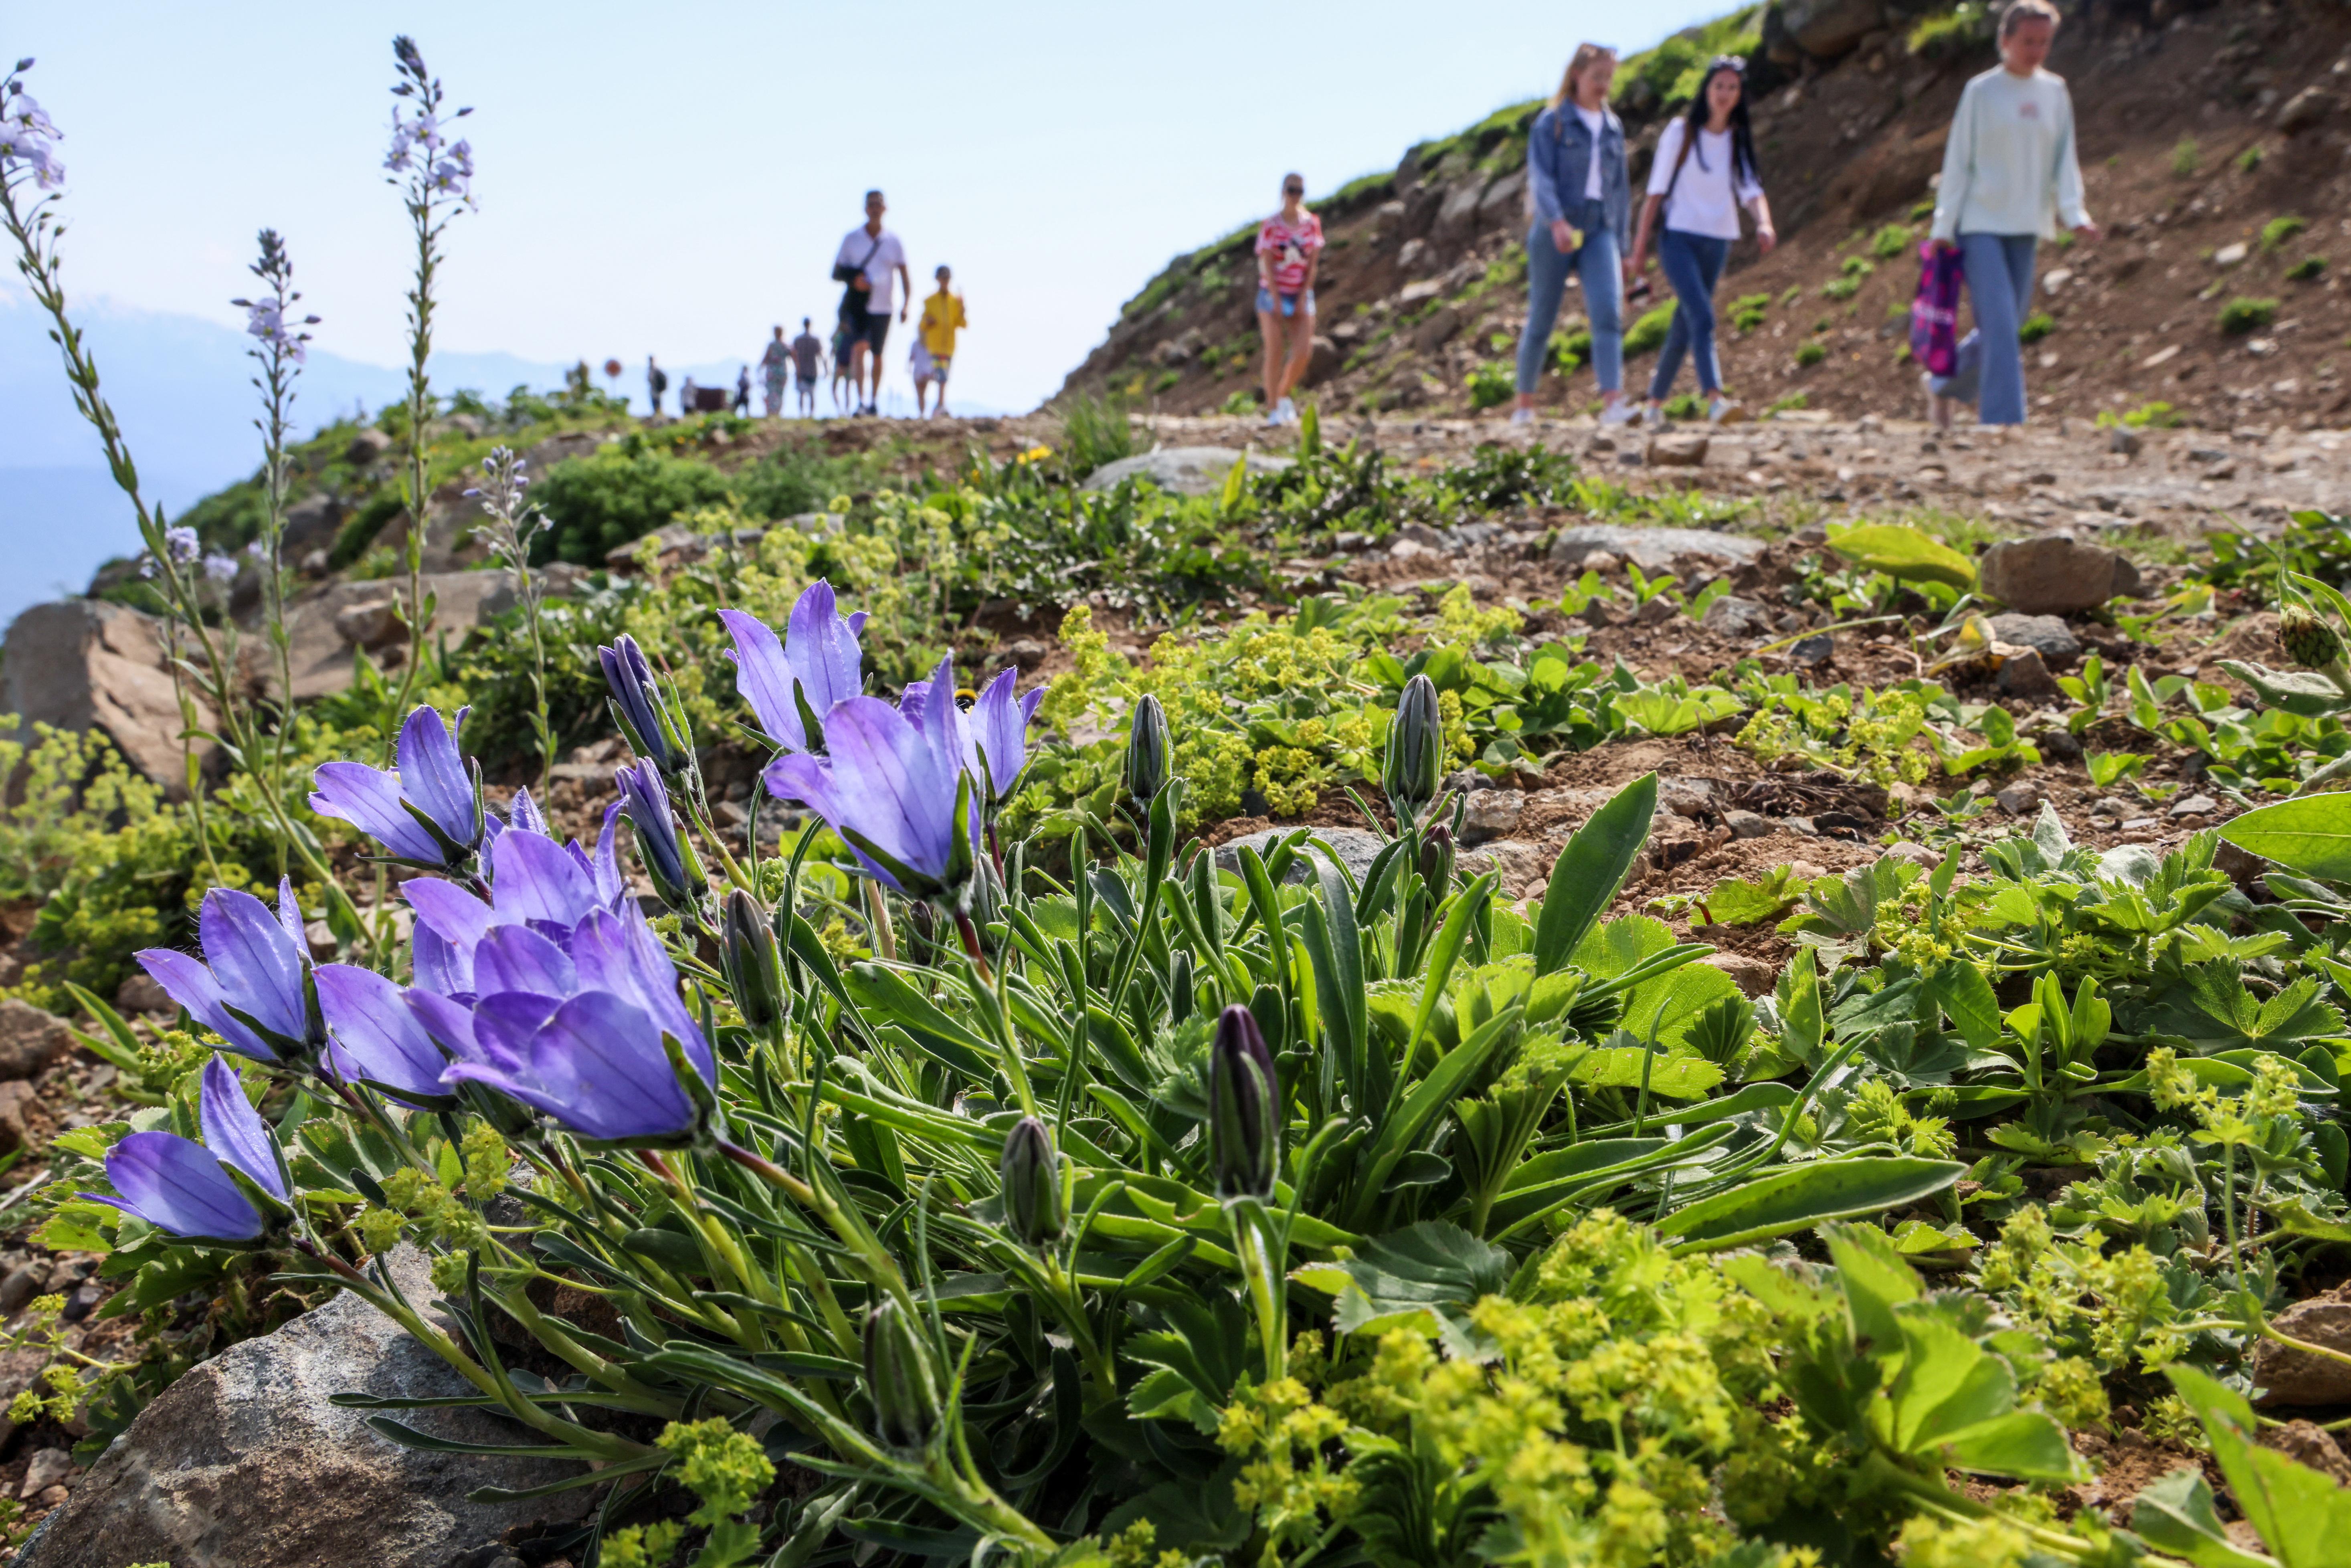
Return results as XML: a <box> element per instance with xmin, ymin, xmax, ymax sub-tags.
<box><xmin>1515</xmin><ymin>43</ymin><xmax>1636</xmax><ymax>427</ymax></box>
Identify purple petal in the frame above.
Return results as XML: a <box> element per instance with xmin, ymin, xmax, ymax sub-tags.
<box><xmin>571</xmin><ymin>905</ymin><xmax>713</xmax><ymax>1084</ymax></box>
<box><xmin>468</xmin><ymin>991</ymin><xmax>563</xmax><ymax>1066</ymax></box>
<box><xmin>718</xmin><ymin>608</ymin><xmax>807</xmax><ymax>750</ymax></box>
<box><xmin>588</xmin><ymin>802</ymin><xmax>625</xmax><ymax>905</ymax></box>
<box><xmin>311</xmin><ymin>761</ymin><xmax>446</xmax><ymax>863</ymax></box>
<box><xmin>471</xmin><ymin>924</ymin><xmax>577</xmax><ymax>998</ymax></box>
<box><xmin>396</xmin><ymin>706</ymin><xmax>475</xmax><ymax>845</ymax></box>
<box><xmin>404</xmin><ymin>876</ymin><xmax>494</xmax><ymax>948</ymax></box>
<box><xmin>411</xmin><ymin>920</ymin><xmax>471</xmax><ymax>997</ymax></box>
<box><xmin>273</xmin><ymin>877</ymin><xmax>307</xmax><ymax>958</ymax></box>
<box><xmin>136</xmin><ymin>948</ymin><xmax>277</xmax><ymax>1062</ymax></box>
<box><xmin>785</xmin><ymin>581</ymin><xmax>865</xmax><ymax>715</ymax></box>
<box><xmin>441</xmin><ymin>991</ymin><xmax>694</xmax><ymax>1142</ymax></box>
<box><xmin>489</xmin><ymin>829</ymin><xmax>598</xmax><ymax>929</ymax></box>
<box><xmin>198</xmin><ymin>888</ymin><xmax>307</xmax><ymax>1043</ymax></box>
<box><xmin>89</xmin><ymin>1131</ymin><xmax>262</xmax><ymax>1241</ymax></box>
<box><xmin>781</xmin><ymin>696</ymin><xmax>962</xmax><ymax>889</ymax></box>
<box><xmin>897</xmin><ymin>679</ymin><xmax>932</xmax><ymax>725</ymax></box>
<box><xmin>405</xmin><ymin>988</ymin><xmax>484</xmax><ymax>1063</ymax></box>
<box><xmin>971</xmin><ymin>667</ymin><xmax>1033</xmax><ymax>801</ymax></box>
<box><xmin>199</xmin><ymin>1055</ymin><xmax>287</xmax><ymax>1200</ymax></box>
<box><xmin>316</xmin><ymin>965</ymin><xmax>451</xmax><ymax>1099</ymax></box>
<box><xmin>507</xmin><ymin>788</ymin><xmax>550</xmax><ymax>838</ymax></box>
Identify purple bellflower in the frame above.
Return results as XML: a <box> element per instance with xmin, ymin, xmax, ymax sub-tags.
<box><xmin>967</xmin><ymin>667</ymin><xmax>1043</xmax><ymax>816</ymax></box>
<box><xmin>766</xmin><ymin>657</ymin><xmax>981</xmax><ymax>905</ymax></box>
<box><xmin>135</xmin><ymin>879</ymin><xmax>316</xmax><ymax>1064</ymax></box>
<box><xmin>310</xmin><ymin>705</ymin><xmax>485</xmax><ymax>871</ymax></box>
<box><xmin>598</xmin><ymin>634</ymin><xmax>694</xmax><ymax>784</ymax></box>
<box><xmin>0</xmin><ymin>71</ymin><xmax>64</xmax><ymax>190</ymax></box>
<box><xmin>314</xmin><ymin>964</ymin><xmax>456</xmax><ymax>1103</ymax></box>
<box><xmin>403</xmin><ymin>808</ymin><xmax>626</xmax><ymax>998</ymax></box>
<box><xmin>718</xmin><ymin>581</ymin><xmax>867</xmax><ymax>755</ymax></box>
<box><xmin>81</xmin><ymin>1058</ymin><xmax>287</xmax><ymax>1243</ymax></box>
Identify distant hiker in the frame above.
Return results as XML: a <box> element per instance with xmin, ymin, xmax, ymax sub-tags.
<box><xmin>1627</xmin><ymin>55</ymin><xmax>1776</xmax><ymax>426</ymax></box>
<box><xmin>760</xmin><ymin>327</ymin><xmax>791</xmax><ymax>417</ymax></box>
<box><xmin>792</xmin><ymin>317</ymin><xmax>825</xmax><ymax>418</ymax></box>
<box><xmin>912</xmin><ymin>265</ymin><xmax>966</xmax><ymax>418</ymax></box>
<box><xmin>1924</xmin><ymin>0</ymin><xmax>2097</xmax><ymax>430</ymax></box>
<box><xmin>645</xmin><ymin>355</ymin><xmax>669</xmax><ymax>418</ymax></box>
<box><xmin>830</xmin><ymin>315</ymin><xmax>857</xmax><ymax>415</ymax></box>
<box><xmin>1517</xmin><ymin>44</ymin><xmax>1635</xmax><ymax>428</ymax></box>
<box><xmin>680</xmin><ymin>375</ymin><xmax>698</xmax><ymax>416</ymax></box>
<box><xmin>733</xmin><ymin>366</ymin><xmax>752</xmax><ymax>416</ymax></box>
<box><xmin>1254</xmin><ymin>174</ymin><xmax>1323</xmax><ymax>426</ymax></box>
<box><xmin>834</xmin><ymin>188</ymin><xmax>911</xmax><ymax>416</ymax></box>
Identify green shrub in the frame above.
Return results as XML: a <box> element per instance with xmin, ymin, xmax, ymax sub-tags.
<box><xmin>1466</xmin><ymin>363</ymin><xmax>1514</xmax><ymax>409</ymax></box>
<box><xmin>1623</xmin><ymin>303</ymin><xmax>1679</xmax><ymax>358</ymax></box>
<box><xmin>1869</xmin><ymin>224</ymin><xmax>1913</xmax><ymax>260</ymax></box>
<box><xmin>1730</xmin><ymin>293</ymin><xmax>1771</xmax><ymax>332</ymax></box>
<box><xmin>1662</xmin><ymin>392</ymin><xmax>1703</xmax><ymax>420</ymax></box>
<box><xmin>1821</xmin><ymin>276</ymin><xmax>1862</xmax><ymax>301</ymax></box>
<box><xmin>2238</xmin><ymin>144</ymin><xmax>2264</xmax><ymax>173</ymax></box>
<box><xmin>1549</xmin><ymin>327</ymin><xmax>1592</xmax><ymax>372</ymax></box>
<box><xmin>1908</xmin><ymin>0</ymin><xmax>1993</xmax><ymax>57</ymax></box>
<box><xmin>1056</xmin><ymin>392</ymin><xmax>1136</xmax><ymax>480</ymax></box>
<box><xmin>1219</xmin><ymin>388</ymin><xmax>1259</xmax><ymax>415</ymax></box>
<box><xmin>1909</xmin><ymin>198</ymin><xmax>1937</xmax><ymax>221</ymax></box>
<box><xmin>532</xmin><ymin>448</ymin><xmax>739</xmax><ymax>565</ymax></box>
<box><xmin>2018</xmin><ymin>313</ymin><xmax>2055</xmax><ymax>343</ymax></box>
<box><xmin>2171</xmin><ymin>135</ymin><xmax>2199</xmax><ymax>177</ymax></box>
<box><xmin>2096</xmin><ymin>399</ymin><xmax>2182</xmax><ymax>429</ymax></box>
<box><xmin>2261</xmin><ymin>215</ymin><xmax>2307</xmax><ymax>251</ymax></box>
<box><xmin>2288</xmin><ymin>255</ymin><xmax>2328</xmax><ymax>282</ymax></box>
<box><xmin>327</xmin><ymin>492</ymin><xmax>406</xmax><ymax>571</ymax></box>
<box><xmin>1150</xmin><ymin>368</ymin><xmax>1181</xmax><ymax>394</ymax></box>
<box><xmin>1795</xmin><ymin>341</ymin><xmax>1828</xmax><ymax>367</ymax></box>
<box><xmin>2218</xmin><ymin>295</ymin><xmax>2280</xmax><ymax>334</ymax></box>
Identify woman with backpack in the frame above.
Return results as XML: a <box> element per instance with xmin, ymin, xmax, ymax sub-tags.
<box><xmin>1924</xmin><ymin>0</ymin><xmax>2098</xmax><ymax>429</ymax></box>
<box><xmin>1515</xmin><ymin>43</ymin><xmax>1635</xmax><ymax>428</ymax></box>
<box><xmin>1626</xmin><ymin>56</ymin><xmax>1777</xmax><ymax>425</ymax></box>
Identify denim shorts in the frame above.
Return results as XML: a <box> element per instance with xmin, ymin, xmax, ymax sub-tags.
<box><xmin>1255</xmin><ymin>287</ymin><xmax>1315</xmax><ymax>318</ymax></box>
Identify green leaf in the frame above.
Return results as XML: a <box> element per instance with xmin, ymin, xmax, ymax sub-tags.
<box><xmin>1929</xmin><ymin>960</ymin><xmax>2002</xmax><ymax>1052</ymax></box>
<box><xmin>1935</xmin><ymin>1410</ymin><xmax>2090</xmax><ymax>1485</ymax></box>
<box><xmin>843</xmin><ymin>964</ymin><xmax>1000</xmax><ymax>1079</ymax></box>
<box><xmin>1825</xmin><ymin>522</ymin><xmax>1977</xmax><ymax>588</ymax></box>
<box><xmin>2168</xmin><ymin>1364</ymin><xmax>2351</xmax><ymax>1568</ymax></box>
<box><xmin>1533</xmin><ymin>773</ymin><xmax>1657</xmax><ymax>978</ymax></box>
<box><xmin>2133</xmin><ymin>1468</ymin><xmax>2278</xmax><ymax>1568</ymax></box>
<box><xmin>2218</xmin><ymin>659</ymin><xmax>2351</xmax><ymax>717</ymax></box>
<box><xmin>1658</xmin><ymin>1158</ymin><xmax>1965</xmax><ymax>1254</ymax></box>
<box><xmin>1322</xmin><ymin>1220</ymin><xmax>1512</xmax><ymax>1336</ymax></box>
<box><xmin>1566</xmin><ymin>1047</ymin><xmax>1724</xmax><ymax>1100</ymax></box>
<box><xmin>2222</xmin><ymin>792</ymin><xmax>2351</xmax><ymax>882</ymax></box>
<box><xmin>1700</xmin><ymin>867</ymin><xmax>1804</xmax><ymax>926</ymax></box>
<box><xmin>1823</xmin><ymin>1222</ymin><xmax>1921</xmax><ymax>1358</ymax></box>
<box><xmin>1887</xmin><ymin>1310</ymin><xmax>2017</xmax><ymax>1452</ymax></box>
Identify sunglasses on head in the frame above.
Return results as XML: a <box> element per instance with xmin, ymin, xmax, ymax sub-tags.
<box><xmin>1709</xmin><ymin>54</ymin><xmax>1747</xmax><ymax>72</ymax></box>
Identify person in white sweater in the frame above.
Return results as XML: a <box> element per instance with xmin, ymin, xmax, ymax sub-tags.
<box><xmin>1924</xmin><ymin>0</ymin><xmax>2100</xmax><ymax>428</ymax></box>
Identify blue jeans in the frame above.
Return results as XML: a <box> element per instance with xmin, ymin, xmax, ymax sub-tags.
<box><xmin>1648</xmin><ymin>229</ymin><xmax>1732</xmax><ymax>400</ymax></box>
<box><xmin>1928</xmin><ymin>233</ymin><xmax>2036</xmax><ymax>425</ymax></box>
<box><xmin>1516</xmin><ymin>199</ymin><xmax>1622</xmax><ymax>396</ymax></box>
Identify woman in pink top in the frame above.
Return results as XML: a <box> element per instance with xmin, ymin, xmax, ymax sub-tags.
<box><xmin>1255</xmin><ymin>174</ymin><xmax>1323</xmax><ymax>426</ymax></box>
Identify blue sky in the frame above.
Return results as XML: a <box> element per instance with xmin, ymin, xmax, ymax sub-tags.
<box><xmin>2</xmin><ymin>0</ymin><xmax>1723</xmax><ymax>623</ymax></box>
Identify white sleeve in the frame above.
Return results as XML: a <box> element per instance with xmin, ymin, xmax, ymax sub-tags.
<box><xmin>1645</xmin><ymin>119</ymin><xmax>1684</xmax><ymax>197</ymax></box>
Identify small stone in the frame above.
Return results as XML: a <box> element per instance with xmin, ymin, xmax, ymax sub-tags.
<box><xmin>2169</xmin><ymin>792</ymin><xmax>2220</xmax><ymax>818</ymax></box>
<box><xmin>2107</xmin><ymin>426</ymin><xmax>2143</xmax><ymax>457</ymax></box>
<box><xmin>1986</xmin><ymin>613</ymin><xmax>2081</xmax><ymax>667</ymax></box>
<box><xmin>18</xmin><ymin>1449</ymin><xmax>71</xmax><ymax>1501</ymax></box>
<box><xmin>1646</xmin><ymin>432</ymin><xmax>1710</xmax><ymax>468</ymax></box>
<box><xmin>1724</xmin><ymin>810</ymin><xmax>1773</xmax><ymax>839</ymax></box>
<box><xmin>1995</xmin><ymin>647</ymin><xmax>2062</xmax><ymax>699</ymax></box>
<box><xmin>0</xmin><ymin>1264</ymin><xmax>41</xmax><ymax>1317</ymax></box>
<box><xmin>2213</xmin><ymin>242</ymin><xmax>2249</xmax><ymax>268</ymax></box>
<box><xmin>2278</xmin><ymin>84</ymin><xmax>2338</xmax><ymax>135</ymax></box>
<box><xmin>1457</xmin><ymin>840</ymin><xmax>1553</xmax><ymax>899</ymax></box>
<box><xmin>0</xmin><ymin>1081</ymin><xmax>38</xmax><ymax>1155</ymax></box>
<box><xmin>1461</xmin><ymin>790</ymin><xmax>1526</xmax><ymax>845</ymax></box>
<box><xmin>2121</xmin><ymin>816</ymin><xmax>2158</xmax><ymax>832</ymax></box>
<box><xmin>2261</xmin><ymin>1420</ymin><xmax>2351</xmax><ymax>1484</ymax></box>
<box><xmin>1979</xmin><ymin>535</ymin><xmax>2142</xmax><ymax>614</ymax></box>
<box><xmin>1580</xmin><ymin>550</ymin><xmax>1621</xmax><ymax>575</ymax></box>
<box><xmin>0</xmin><ymin>1001</ymin><xmax>72</xmax><ymax>1083</ymax></box>
<box><xmin>2254</xmin><ymin>1285</ymin><xmax>2351</xmax><ymax>1406</ymax></box>
<box><xmin>1791</xmin><ymin>633</ymin><xmax>1835</xmax><ymax>665</ymax></box>
<box><xmin>1634</xmin><ymin>594</ymin><xmax>1679</xmax><ymax>626</ymax></box>
<box><xmin>1995</xmin><ymin>783</ymin><xmax>2043</xmax><ymax>814</ymax></box>
<box><xmin>1703</xmin><ymin>952</ymin><xmax>1777</xmax><ymax>998</ymax></box>
<box><xmin>1883</xmin><ymin>841</ymin><xmax>1942</xmax><ymax>871</ymax></box>
<box><xmin>1700</xmin><ymin>595</ymin><xmax>1776</xmax><ymax>639</ymax></box>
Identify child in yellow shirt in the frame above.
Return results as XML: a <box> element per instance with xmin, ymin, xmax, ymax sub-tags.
<box><xmin>911</xmin><ymin>265</ymin><xmax>966</xmax><ymax>417</ymax></box>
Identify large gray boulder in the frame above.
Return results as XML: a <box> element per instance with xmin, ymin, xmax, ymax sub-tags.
<box><xmin>264</xmin><ymin>572</ymin><xmax>519</xmax><ymax>701</ymax></box>
<box><xmin>1083</xmin><ymin>447</ymin><xmax>1295</xmax><ymax>495</ymax></box>
<box><xmin>1547</xmin><ymin>524</ymin><xmax>1768</xmax><ymax>572</ymax></box>
<box><xmin>1978</xmin><ymin>535</ymin><xmax>2142</xmax><ymax>615</ymax></box>
<box><xmin>18</xmin><ymin>1247</ymin><xmax>594</xmax><ymax>1568</ymax></box>
<box><xmin>1213</xmin><ymin>826</ymin><xmax>1385</xmax><ymax>886</ymax></box>
<box><xmin>1</xmin><ymin>600</ymin><xmax>217</xmax><ymax>794</ymax></box>
<box><xmin>1781</xmin><ymin>0</ymin><xmax>1886</xmax><ymax>57</ymax></box>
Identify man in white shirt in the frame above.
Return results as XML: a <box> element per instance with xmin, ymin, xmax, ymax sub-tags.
<box><xmin>834</xmin><ymin>189</ymin><xmax>911</xmax><ymax>417</ymax></box>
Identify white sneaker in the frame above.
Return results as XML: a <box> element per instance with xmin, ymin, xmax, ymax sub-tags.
<box><xmin>1509</xmin><ymin>406</ymin><xmax>1535</xmax><ymax>426</ymax></box>
<box><xmin>1263</xmin><ymin>404</ymin><xmax>1283</xmax><ymax>427</ymax></box>
<box><xmin>1708</xmin><ymin>397</ymin><xmax>1747</xmax><ymax>425</ymax></box>
<box><xmin>1598</xmin><ymin>397</ymin><xmax>1638</xmax><ymax>427</ymax></box>
<box><xmin>1275</xmin><ymin>396</ymin><xmax>1298</xmax><ymax>424</ymax></box>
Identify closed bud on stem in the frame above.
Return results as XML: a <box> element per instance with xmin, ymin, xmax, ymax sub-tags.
<box><xmin>719</xmin><ymin>889</ymin><xmax>784</xmax><ymax>1030</ymax></box>
<box><xmin>1419</xmin><ymin>822</ymin><xmax>1456</xmax><ymax>893</ymax></box>
<box><xmin>1385</xmin><ymin>674</ymin><xmax>1443</xmax><ymax>818</ymax></box>
<box><xmin>863</xmin><ymin>1297</ymin><xmax>942</xmax><ymax>1453</ymax></box>
<box><xmin>2281</xmin><ymin>604</ymin><xmax>2344</xmax><ymax>671</ymax></box>
<box><xmin>998</xmin><ymin>1115</ymin><xmax>1064</xmax><ymax>1246</ymax></box>
<box><xmin>1209</xmin><ymin>1004</ymin><xmax>1280</xmax><ymax>1201</ymax></box>
<box><xmin>1124</xmin><ymin>693</ymin><xmax>1170</xmax><ymax>804</ymax></box>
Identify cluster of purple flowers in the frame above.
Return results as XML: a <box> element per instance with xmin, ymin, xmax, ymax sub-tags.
<box><xmin>99</xmin><ymin>577</ymin><xmax>1037</xmax><ymax>1243</ymax></box>
<box><xmin>729</xmin><ymin>583</ymin><xmax>1040</xmax><ymax>907</ymax></box>
<box><xmin>239</xmin><ymin>296</ymin><xmax>317</xmax><ymax>364</ymax></box>
<box><xmin>0</xmin><ymin>64</ymin><xmax>63</xmax><ymax>192</ymax></box>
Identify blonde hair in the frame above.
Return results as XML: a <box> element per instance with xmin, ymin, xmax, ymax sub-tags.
<box><xmin>1552</xmin><ymin>44</ymin><xmax>1619</xmax><ymax>109</ymax></box>
<box><xmin>2000</xmin><ymin>0</ymin><xmax>2060</xmax><ymax>37</ymax></box>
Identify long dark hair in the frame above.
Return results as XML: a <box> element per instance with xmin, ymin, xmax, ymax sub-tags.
<box><xmin>1676</xmin><ymin>56</ymin><xmax>1761</xmax><ymax>190</ymax></box>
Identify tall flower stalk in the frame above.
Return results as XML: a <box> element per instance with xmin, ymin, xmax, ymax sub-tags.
<box><xmin>381</xmin><ymin>35</ymin><xmax>473</xmax><ymax>727</ymax></box>
<box><xmin>466</xmin><ymin>448</ymin><xmax>553</xmax><ymax>796</ymax></box>
<box><xmin>232</xmin><ymin>229</ymin><xmax>317</xmax><ymax>781</ymax></box>
<box><xmin>0</xmin><ymin>62</ymin><xmax>362</xmax><ymax>934</ymax></box>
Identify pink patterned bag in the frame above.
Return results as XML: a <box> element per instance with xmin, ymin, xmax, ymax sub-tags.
<box><xmin>1909</xmin><ymin>241</ymin><xmax>1966</xmax><ymax>377</ymax></box>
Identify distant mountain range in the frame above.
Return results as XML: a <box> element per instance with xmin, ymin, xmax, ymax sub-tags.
<box><xmin>0</xmin><ymin>296</ymin><xmax>1008</xmax><ymax>633</ymax></box>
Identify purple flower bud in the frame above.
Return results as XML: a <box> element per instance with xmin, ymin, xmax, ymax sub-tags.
<box><xmin>599</xmin><ymin>634</ymin><xmax>681</xmax><ymax>774</ymax></box>
<box><xmin>968</xmin><ymin>667</ymin><xmax>1042</xmax><ymax>816</ymax></box>
<box><xmin>718</xmin><ymin>582</ymin><xmax>867</xmax><ymax>756</ymax></box>
<box><xmin>135</xmin><ymin>885</ymin><xmax>313</xmax><ymax>1063</ymax></box>
<box><xmin>309</xmin><ymin>706</ymin><xmax>483</xmax><ymax>869</ymax></box>
<box><xmin>164</xmin><ymin>525</ymin><xmax>200</xmax><ymax>564</ymax></box>
<box><xmin>1209</xmin><ymin>1005</ymin><xmax>1280</xmax><ymax>1200</ymax></box>
<box><xmin>81</xmin><ymin>1131</ymin><xmax>263</xmax><ymax>1243</ymax></box>
<box><xmin>615</xmin><ymin>761</ymin><xmax>694</xmax><ymax>909</ymax></box>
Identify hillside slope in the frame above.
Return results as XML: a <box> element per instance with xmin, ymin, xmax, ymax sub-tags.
<box><xmin>1063</xmin><ymin>0</ymin><xmax>2351</xmax><ymax>431</ymax></box>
